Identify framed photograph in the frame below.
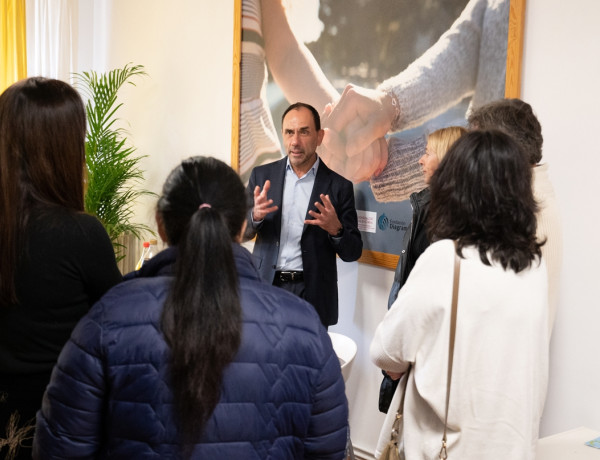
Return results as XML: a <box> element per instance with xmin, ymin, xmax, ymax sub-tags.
<box><xmin>232</xmin><ymin>0</ymin><xmax>526</xmax><ymax>269</ymax></box>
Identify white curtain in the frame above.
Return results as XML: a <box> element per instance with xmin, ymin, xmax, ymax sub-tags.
<box><xmin>26</xmin><ymin>0</ymin><xmax>79</xmax><ymax>82</ymax></box>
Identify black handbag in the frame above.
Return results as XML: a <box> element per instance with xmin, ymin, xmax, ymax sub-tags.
<box><xmin>379</xmin><ymin>366</ymin><xmax>410</xmax><ymax>460</ymax></box>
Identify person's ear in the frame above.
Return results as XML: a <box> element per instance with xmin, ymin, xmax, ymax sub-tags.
<box><xmin>317</xmin><ymin>128</ymin><xmax>325</xmax><ymax>146</ymax></box>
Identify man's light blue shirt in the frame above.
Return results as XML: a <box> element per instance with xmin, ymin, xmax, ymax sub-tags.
<box><xmin>275</xmin><ymin>157</ymin><xmax>320</xmax><ymax>271</ymax></box>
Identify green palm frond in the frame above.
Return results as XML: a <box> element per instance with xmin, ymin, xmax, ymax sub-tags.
<box><xmin>74</xmin><ymin>63</ymin><xmax>156</xmax><ymax>261</ymax></box>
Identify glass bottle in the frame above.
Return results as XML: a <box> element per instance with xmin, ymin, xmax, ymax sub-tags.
<box><xmin>135</xmin><ymin>241</ymin><xmax>150</xmax><ymax>270</ymax></box>
<box><xmin>147</xmin><ymin>239</ymin><xmax>159</xmax><ymax>261</ymax></box>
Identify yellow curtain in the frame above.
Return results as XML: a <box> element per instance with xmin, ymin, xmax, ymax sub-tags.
<box><xmin>1</xmin><ymin>0</ymin><xmax>27</xmax><ymax>94</ymax></box>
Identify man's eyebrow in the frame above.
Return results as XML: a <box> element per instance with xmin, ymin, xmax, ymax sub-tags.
<box><xmin>284</xmin><ymin>125</ymin><xmax>312</xmax><ymax>134</ymax></box>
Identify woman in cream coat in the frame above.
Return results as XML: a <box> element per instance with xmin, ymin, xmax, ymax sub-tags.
<box><xmin>371</xmin><ymin>129</ymin><xmax>549</xmax><ymax>459</ymax></box>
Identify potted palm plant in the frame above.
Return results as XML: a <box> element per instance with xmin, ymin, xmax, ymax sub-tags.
<box><xmin>74</xmin><ymin>63</ymin><xmax>155</xmax><ymax>263</ymax></box>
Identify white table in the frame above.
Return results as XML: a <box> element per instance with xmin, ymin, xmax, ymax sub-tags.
<box><xmin>537</xmin><ymin>427</ymin><xmax>600</xmax><ymax>459</ymax></box>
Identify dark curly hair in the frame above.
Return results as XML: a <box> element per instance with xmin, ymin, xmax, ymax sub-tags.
<box><xmin>427</xmin><ymin>129</ymin><xmax>544</xmax><ymax>273</ymax></box>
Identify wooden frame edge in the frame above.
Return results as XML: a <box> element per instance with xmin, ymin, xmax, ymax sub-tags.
<box><xmin>505</xmin><ymin>0</ymin><xmax>526</xmax><ymax>98</ymax></box>
<box><xmin>231</xmin><ymin>0</ymin><xmax>242</xmax><ymax>172</ymax></box>
<box><xmin>358</xmin><ymin>250</ymin><xmax>400</xmax><ymax>271</ymax></box>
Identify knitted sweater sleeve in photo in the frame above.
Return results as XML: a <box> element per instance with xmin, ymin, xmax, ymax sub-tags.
<box><xmin>371</xmin><ymin>0</ymin><xmax>509</xmax><ymax>202</ymax></box>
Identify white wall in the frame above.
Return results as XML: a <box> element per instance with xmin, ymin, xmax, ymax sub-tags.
<box><xmin>81</xmin><ymin>0</ymin><xmax>235</xmax><ymax>233</ymax></box>
<box><xmin>521</xmin><ymin>0</ymin><xmax>600</xmax><ymax>436</ymax></box>
<box><xmin>84</xmin><ymin>0</ymin><xmax>600</xmax><ymax>457</ymax></box>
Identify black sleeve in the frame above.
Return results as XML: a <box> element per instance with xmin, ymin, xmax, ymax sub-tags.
<box><xmin>76</xmin><ymin>214</ymin><xmax>123</xmax><ymax>305</ymax></box>
<box><xmin>244</xmin><ymin>167</ymin><xmax>261</xmax><ymax>241</ymax></box>
<box><xmin>330</xmin><ymin>179</ymin><xmax>363</xmax><ymax>262</ymax></box>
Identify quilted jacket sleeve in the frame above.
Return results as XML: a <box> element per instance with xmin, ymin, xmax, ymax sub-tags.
<box><xmin>304</xmin><ymin>327</ymin><xmax>349</xmax><ymax>459</ymax></box>
<box><xmin>33</xmin><ymin>303</ymin><xmax>107</xmax><ymax>459</ymax></box>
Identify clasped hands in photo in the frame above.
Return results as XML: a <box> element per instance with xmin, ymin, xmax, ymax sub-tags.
<box><xmin>318</xmin><ymin>84</ymin><xmax>398</xmax><ymax>183</ymax></box>
<box><xmin>252</xmin><ymin>180</ymin><xmax>343</xmax><ymax>236</ymax></box>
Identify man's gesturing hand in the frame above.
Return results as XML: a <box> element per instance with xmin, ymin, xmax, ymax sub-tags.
<box><xmin>305</xmin><ymin>194</ymin><xmax>343</xmax><ymax>236</ymax></box>
<box><xmin>252</xmin><ymin>180</ymin><xmax>278</xmax><ymax>221</ymax></box>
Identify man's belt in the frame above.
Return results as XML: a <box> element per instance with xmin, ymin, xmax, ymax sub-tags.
<box><xmin>275</xmin><ymin>271</ymin><xmax>304</xmax><ymax>282</ymax></box>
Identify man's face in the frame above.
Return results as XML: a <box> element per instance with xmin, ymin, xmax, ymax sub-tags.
<box><xmin>282</xmin><ymin>107</ymin><xmax>324</xmax><ymax>175</ymax></box>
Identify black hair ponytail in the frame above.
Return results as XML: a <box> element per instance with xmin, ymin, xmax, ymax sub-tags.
<box><xmin>158</xmin><ymin>157</ymin><xmax>246</xmax><ymax>452</ymax></box>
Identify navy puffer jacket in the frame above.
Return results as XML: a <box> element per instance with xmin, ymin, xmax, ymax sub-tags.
<box><xmin>34</xmin><ymin>244</ymin><xmax>348</xmax><ymax>459</ymax></box>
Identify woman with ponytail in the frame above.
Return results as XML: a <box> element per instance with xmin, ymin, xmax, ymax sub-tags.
<box><xmin>34</xmin><ymin>156</ymin><xmax>348</xmax><ymax>459</ymax></box>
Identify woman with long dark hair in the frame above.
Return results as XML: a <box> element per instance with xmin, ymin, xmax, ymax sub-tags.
<box><xmin>0</xmin><ymin>77</ymin><xmax>122</xmax><ymax>459</ymax></box>
<box><xmin>371</xmin><ymin>130</ymin><xmax>549</xmax><ymax>459</ymax></box>
<box><xmin>34</xmin><ymin>156</ymin><xmax>348</xmax><ymax>459</ymax></box>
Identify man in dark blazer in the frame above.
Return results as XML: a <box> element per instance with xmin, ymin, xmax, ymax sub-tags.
<box><xmin>244</xmin><ymin>102</ymin><xmax>362</xmax><ymax>327</ymax></box>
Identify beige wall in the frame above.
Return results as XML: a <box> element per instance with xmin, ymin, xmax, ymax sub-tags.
<box><xmin>521</xmin><ymin>0</ymin><xmax>600</xmax><ymax>437</ymax></box>
<box><xmin>78</xmin><ymin>0</ymin><xmax>236</xmax><ymax>236</ymax></box>
<box><xmin>79</xmin><ymin>0</ymin><xmax>600</xmax><ymax>457</ymax></box>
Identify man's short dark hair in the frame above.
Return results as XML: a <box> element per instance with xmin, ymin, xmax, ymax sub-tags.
<box><xmin>468</xmin><ymin>98</ymin><xmax>543</xmax><ymax>165</ymax></box>
<box><xmin>282</xmin><ymin>102</ymin><xmax>321</xmax><ymax>131</ymax></box>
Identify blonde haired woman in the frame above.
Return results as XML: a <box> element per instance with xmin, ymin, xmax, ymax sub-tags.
<box><xmin>379</xmin><ymin>126</ymin><xmax>466</xmax><ymax>413</ymax></box>
<box><xmin>419</xmin><ymin>126</ymin><xmax>468</xmax><ymax>182</ymax></box>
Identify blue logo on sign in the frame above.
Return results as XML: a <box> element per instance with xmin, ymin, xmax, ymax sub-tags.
<box><xmin>378</xmin><ymin>213</ymin><xmax>389</xmax><ymax>231</ymax></box>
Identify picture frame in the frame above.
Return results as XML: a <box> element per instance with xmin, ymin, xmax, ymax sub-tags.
<box><xmin>231</xmin><ymin>0</ymin><xmax>526</xmax><ymax>269</ymax></box>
